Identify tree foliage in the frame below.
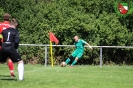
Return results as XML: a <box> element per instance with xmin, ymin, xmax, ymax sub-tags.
<box><xmin>0</xmin><ymin>0</ymin><xmax>133</xmax><ymax>65</ymax></box>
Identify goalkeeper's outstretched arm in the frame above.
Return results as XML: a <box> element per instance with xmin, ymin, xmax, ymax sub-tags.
<box><xmin>86</xmin><ymin>43</ymin><xmax>93</xmax><ymax>50</ymax></box>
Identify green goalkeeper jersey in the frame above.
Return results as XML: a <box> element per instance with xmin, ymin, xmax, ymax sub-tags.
<box><xmin>75</xmin><ymin>39</ymin><xmax>87</xmax><ymax>52</ymax></box>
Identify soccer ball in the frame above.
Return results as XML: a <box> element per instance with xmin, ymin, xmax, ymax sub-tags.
<box><xmin>60</xmin><ymin>62</ymin><xmax>66</xmax><ymax>67</ymax></box>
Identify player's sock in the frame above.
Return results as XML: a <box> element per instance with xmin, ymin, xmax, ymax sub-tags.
<box><xmin>71</xmin><ymin>60</ymin><xmax>77</xmax><ymax>66</ymax></box>
<box><xmin>8</xmin><ymin>62</ymin><xmax>14</xmax><ymax>76</ymax></box>
<box><xmin>18</xmin><ymin>63</ymin><xmax>24</xmax><ymax>80</ymax></box>
<box><xmin>65</xmin><ymin>58</ymin><xmax>70</xmax><ymax>64</ymax></box>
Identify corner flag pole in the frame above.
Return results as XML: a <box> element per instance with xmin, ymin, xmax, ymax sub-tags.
<box><xmin>49</xmin><ymin>32</ymin><xmax>59</xmax><ymax>67</ymax></box>
<box><xmin>50</xmin><ymin>41</ymin><xmax>54</xmax><ymax>67</ymax></box>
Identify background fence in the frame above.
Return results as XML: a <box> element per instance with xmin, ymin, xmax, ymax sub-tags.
<box><xmin>19</xmin><ymin>44</ymin><xmax>133</xmax><ymax>68</ymax></box>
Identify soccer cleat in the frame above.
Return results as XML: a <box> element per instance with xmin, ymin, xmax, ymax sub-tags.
<box><xmin>18</xmin><ymin>75</ymin><xmax>24</xmax><ymax>81</ymax></box>
<box><xmin>19</xmin><ymin>78</ymin><xmax>24</xmax><ymax>81</ymax></box>
<box><xmin>70</xmin><ymin>66</ymin><xmax>73</xmax><ymax>68</ymax></box>
<box><xmin>11</xmin><ymin>73</ymin><xmax>16</xmax><ymax>78</ymax></box>
<box><xmin>11</xmin><ymin>74</ymin><xmax>16</xmax><ymax>78</ymax></box>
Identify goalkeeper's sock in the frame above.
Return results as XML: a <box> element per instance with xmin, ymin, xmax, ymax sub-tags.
<box><xmin>18</xmin><ymin>62</ymin><xmax>24</xmax><ymax>80</ymax></box>
<box><xmin>8</xmin><ymin>61</ymin><xmax>14</xmax><ymax>76</ymax></box>
<box><xmin>71</xmin><ymin>60</ymin><xmax>77</xmax><ymax>66</ymax></box>
<box><xmin>65</xmin><ymin>58</ymin><xmax>70</xmax><ymax>64</ymax></box>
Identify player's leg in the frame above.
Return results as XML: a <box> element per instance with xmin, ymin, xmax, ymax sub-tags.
<box><xmin>7</xmin><ymin>58</ymin><xmax>15</xmax><ymax>77</ymax></box>
<box><xmin>8</xmin><ymin>49</ymin><xmax>18</xmax><ymax>77</ymax></box>
<box><xmin>71</xmin><ymin>52</ymin><xmax>83</xmax><ymax>67</ymax></box>
<box><xmin>65</xmin><ymin>50</ymin><xmax>77</xmax><ymax>64</ymax></box>
<box><xmin>0</xmin><ymin>49</ymin><xmax>8</xmax><ymax>63</ymax></box>
<box><xmin>65</xmin><ymin>55</ymin><xmax>74</xmax><ymax>64</ymax></box>
<box><xmin>18</xmin><ymin>60</ymin><xmax>24</xmax><ymax>81</ymax></box>
<box><xmin>9</xmin><ymin>49</ymin><xmax>24</xmax><ymax>81</ymax></box>
<box><xmin>70</xmin><ymin>57</ymin><xmax>79</xmax><ymax>67</ymax></box>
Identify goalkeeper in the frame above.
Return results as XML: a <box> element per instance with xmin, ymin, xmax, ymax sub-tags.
<box><xmin>62</xmin><ymin>36</ymin><xmax>93</xmax><ymax>67</ymax></box>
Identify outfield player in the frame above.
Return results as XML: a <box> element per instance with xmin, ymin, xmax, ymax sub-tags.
<box><xmin>61</xmin><ymin>36</ymin><xmax>93</xmax><ymax>67</ymax></box>
<box><xmin>1</xmin><ymin>18</ymin><xmax>24</xmax><ymax>81</ymax></box>
<box><xmin>0</xmin><ymin>13</ymin><xmax>15</xmax><ymax>77</ymax></box>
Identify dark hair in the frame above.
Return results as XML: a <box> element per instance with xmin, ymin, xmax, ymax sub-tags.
<box><xmin>10</xmin><ymin>18</ymin><xmax>18</xmax><ymax>26</ymax></box>
<box><xmin>3</xmin><ymin>13</ymin><xmax>11</xmax><ymax>21</ymax></box>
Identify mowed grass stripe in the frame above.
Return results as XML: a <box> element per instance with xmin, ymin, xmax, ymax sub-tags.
<box><xmin>0</xmin><ymin>64</ymin><xmax>133</xmax><ymax>88</ymax></box>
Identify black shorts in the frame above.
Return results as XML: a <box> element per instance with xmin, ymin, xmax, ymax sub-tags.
<box><xmin>0</xmin><ymin>49</ymin><xmax>7</xmax><ymax>62</ymax></box>
<box><xmin>1</xmin><ymin>48</ymin><xmax>22</xmax><ymax>62</ymax></box>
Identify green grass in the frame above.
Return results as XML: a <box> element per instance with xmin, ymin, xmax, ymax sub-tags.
<box><xmin>0</xmin><ymin>64</ymin><xmax>133</xmax><ymax>88</ymax></box>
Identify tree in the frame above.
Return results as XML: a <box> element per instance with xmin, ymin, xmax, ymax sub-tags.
<box><xmin>0</xmin><ymin>0</ymin><xmax>133</xmax><ymax>65</ymax></box>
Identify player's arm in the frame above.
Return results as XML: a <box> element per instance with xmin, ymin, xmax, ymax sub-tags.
<box><xmin>15</xmin><ymin>32</ymin><xmax>20</xmax><ymax>49</ymax></box>
<box><xmin>86</xmin><ymin>43</ymin><xmax>93</xmax><ymax>50</ymax></box>
<box><xmin>82</xmin><ymin>40</ymin><xmax>93</xmax><ymax>50</ymax></box>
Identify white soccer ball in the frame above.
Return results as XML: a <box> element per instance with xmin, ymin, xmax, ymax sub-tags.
<box><xmin>60</xmin><ymin>62</ymin><xmax>66</xmax><ymax>67</ymax></box>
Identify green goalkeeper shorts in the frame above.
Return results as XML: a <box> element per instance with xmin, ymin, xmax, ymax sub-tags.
<box><xmin>71</xmin><ymin>50</ymin><xmax>84</xmax><ymax>59</ymax></box>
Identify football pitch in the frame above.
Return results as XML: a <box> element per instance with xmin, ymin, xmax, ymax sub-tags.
<box><xmin>0</xmin><ymin>64</ymin><xmax>133</xmax><ymax>88</ymax></box>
